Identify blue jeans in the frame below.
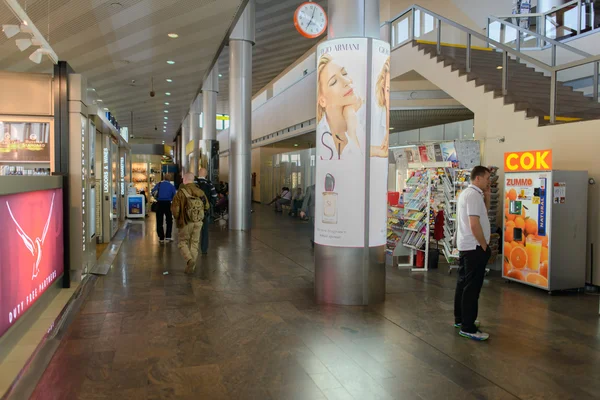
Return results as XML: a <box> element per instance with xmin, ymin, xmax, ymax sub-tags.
<box><xmin>201</xmin><ymin>216</ymin><xmax>210</xmax><ymax>254</ymax></box>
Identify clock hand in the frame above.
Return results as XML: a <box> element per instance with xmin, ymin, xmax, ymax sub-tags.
<box><xmin>306</xmin><ymin>5</ymin><xmax>317</xmax><ymax>30</ymax></box>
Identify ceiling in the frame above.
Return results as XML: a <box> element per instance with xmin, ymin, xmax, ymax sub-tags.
<box><xmin>216</xmin><ymin>0</ymin><xmax>327</xmax><ymax>114</ymax></box>
<box><xmin>0</xmin><ymin>0</ymin><xmax>245</xmax><ymax>140</ymax></box>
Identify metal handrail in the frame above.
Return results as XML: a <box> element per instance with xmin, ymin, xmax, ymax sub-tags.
<box><xmin>487</xmin><ymin>15</ymin><xmax>591</xmax><ymax>65</ymax></box>
<box><xmin>495</xmin><ymin>0</ymin><xmax>586</xmax><ymax>38</ymax></box>
<box><xmin>494</xmin><ymin>0</ymin><xmax>581</xmax><ymax>20</ymax></box>
<box><xmin>388</xmin><ymin>4</ymin><xmax>599</xmax><ymax>123</ymax></box>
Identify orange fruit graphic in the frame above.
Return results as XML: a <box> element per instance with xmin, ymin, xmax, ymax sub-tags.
<box><xmin>510</xmin><ymin>246</ymin><xmax>527</xmax><ymax>270</ymax></box>
<box><xmin>539</xmin><ymin>235</ymin><xmax>549</xmax><ymax>248</ymax></box>
<box><xmin>540</xmin><ymin>262</ymin><xmax>548</xmax><ymax>279</ymax></box>
<box><xmin>507</xmin><ymin>269</ymin><xmax>525</xmax><ymax>281</ymax></box>
<box><xmin>504</xmin><ymin>227</ymin><xmax>514</xmax><ymax>243</ymax></box>
<box><xmin>504</xmin><ymin>241</ymin><xmax>513</xmax><ymax>255</ymax></box>
<box><xmin>507</xmin><ymin>189</ymin><xmax>517</xmax><ymax>201</ymax></box>
<box><xmin>540</xmin><ymin>247</ymin><xmax>549</xmax><ymax>263</ymax></box>
<box><xmin>526</xmin><ymin>273</ymin><xmax>548</xmax><ymax>287</ymax></box>
<box><xmin>511</xmin><ymin>241</ymin><xmax>522</xmax><ymax>249</ymax></box>
<box><xmin>524</xmin><ymin>219</ymin><xmax>538</xmax><ymax>236</ymax></box>
<box><xmin>504</xmin><ymin>262</ymin><xmax>511</xmax><ymax>276</ymax></box>
<box><xmin>515</xmin><ymin>217</ymin><xmax>526</xmax><ymax>230</ymax></box>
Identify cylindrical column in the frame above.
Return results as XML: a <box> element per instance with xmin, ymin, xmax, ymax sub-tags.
<box><xmin>201</xmin><ymin>64</ymin><xmax>220</xmax><ymax>183</ymax></box>
<box><xmin>228</xmin><ymin>0</ymin><xmax>255</xmax><ymax>231</ymax></box>
<box><xmin>181</xmin><ymin>114</ymin><xmax>189</xmax><ymax>173</ymax></box>
<box><xmin>314</xmin><ymin>0</ymin><xmax>388</xmax><ymax>305</ymax></box>
<box><xmin>203</xmin><ymin>64</ymin><xmax>219</xmax><ymax>141</ymax></box>
<box><xmin>190</xmin><ymin>113</ymin><xmax>200</xmax><ymax>175</ymax></box>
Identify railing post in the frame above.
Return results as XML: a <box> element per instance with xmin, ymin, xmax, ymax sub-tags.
<box><xmin>551</xmin><ymin>44</ymin><xmax>556</xmax><ymax>67</ymax></box>
<box><xmin>411</xmin><ymin>8</ymin><xmax>416</xmax><ymax>40</ymax></box>
<box><xmin>516</xmin><ymin>30</ymin><xmax>521</xmax><ymax>62</ymax></box>
<box><xmin>486</xmin><ymin>18</ymin><xmax>490</xmax><ymax>48</ymax></box>
<box><xmin>436</xmin><ymin>18</ymin><xmax>442</xmax><ymax>55</ymax></box>
<box><xmin>550</xmin><ymin>70</ymin><xmax>557</xmax><ymax>123</ymax></box>
<box><xmin>502</xmin><ymin>51</ymin><xmax>508</xmax><ymax>95</ymax></box>
<box><xmin>541</xmin><ymin>16</ymin><xmax>547</xmax><ymax>42</ymax></box>
<box><xmin>577</xmin><ymin>0</ymin><xmax>582</xmax><ymax>35</ymax></box>
<box><xmin>466</xmin><ymin>34</ymin><xmax>472</xmax><ymax>73</ymax></box>
<box><xmin>594</xmin><ymin>62</ymin><xmax>599</xmax><ymax>103</ymax></box>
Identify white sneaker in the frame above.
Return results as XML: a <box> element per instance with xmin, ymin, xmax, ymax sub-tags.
<box><xmin>166</xmin><ymin>238</ymin><xmax>173</xmax><ymax>242</ymax></box>
<box><xmin>459</xmin><ymin>330</ymin><xmax>489</xmax><ymax>341</ymax></box>
<box><xmin>159</xmin><ymin>239</ymin><xmax>165</xmax><ymax>244</ymax></box>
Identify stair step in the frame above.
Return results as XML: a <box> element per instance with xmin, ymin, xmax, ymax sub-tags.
<box><xmin>412</xmin><ymin>40</ymin><xmax>600</xmax><ymax>125</ymax></box>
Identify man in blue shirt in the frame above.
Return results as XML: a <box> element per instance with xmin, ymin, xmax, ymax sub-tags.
<box><xmin>151</xmin><ymin>176</ymin><xmax>177</xmax><ymax>243</ymax></box>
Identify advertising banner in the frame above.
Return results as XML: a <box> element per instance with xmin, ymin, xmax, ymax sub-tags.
<box><xmin>503</xmin><ymin>172</ymin><xmax>550</xmax><ymax>289</ymax></box>
<box><xmin>0</xmin><ymin>122</ymin><xmax>51</xmax><ymax>163</ymax></box>
<box><xmin>315</xmin><ymin>38</ymin><xmax>368</xmax><ymax>247</ymax></box>
<box><xmin>0</xmin><ymin>189</ymin><xmax>64</xmax><ymax>339</ymax></box>
<box><xmin>128</xmin><ymin>195</ymin><xmax>144</xmax><ymax>215</ymax></box>
<box><xmin>504</xmin><ymin>149</ymin><xmax>552</xmax><ymax>172</ymax></box>
<box><xmin>369</xmin><ymin>39</ymin><xmax>391</xmax><ymax>247</ymax></box>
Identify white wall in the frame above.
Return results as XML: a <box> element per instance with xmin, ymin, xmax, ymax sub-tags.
<box><xmin>273</xmin><ymin>53</ymin><xmax>317</xmax><ymax>97</ymax></box>
<box><xmin>392</xmin><ymin>42</ymin><xmax>600</xmax><ymax>285</ymax></box>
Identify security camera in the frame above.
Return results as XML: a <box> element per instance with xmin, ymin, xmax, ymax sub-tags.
<box><xmin>150</xmin><ymin>90</ymin><xmax>156</xmax><ymax>97</ymax></box>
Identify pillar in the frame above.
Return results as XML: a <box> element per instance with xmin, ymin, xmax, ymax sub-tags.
<box><xmin>228</xmin><ymin>0</ymin><xmax>255</xmax><ymax>231</ymax></box>
<box><xmin>314</xmin><ymin>0</ymin><xmax>390</xmax><ymax>305</ymax></box>
<box><xmin>181</xmin><ymin>115</ymin><xmax>189</xmax><ymax>174</ymax></box>
<box><xmin>201</xmin><ymin>64</ymin><xmax>220</xmax><ymax>183</ymax></box>
<box><xmin>190</xmin><ymin>96</ymin><xmax>202</xmax><ymax>176</ymax></box>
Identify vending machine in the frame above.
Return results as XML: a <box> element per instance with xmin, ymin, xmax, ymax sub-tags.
<box><xmin>502</xmin><ymin>151</ymin><xmax>588</xmax><ymax>292</ymax></box>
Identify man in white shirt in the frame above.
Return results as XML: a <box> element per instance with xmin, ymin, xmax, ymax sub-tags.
<box><xmin>454</xmin><ymin>166</ymin><xmax>492</xmax><ymax>341</ymax></box>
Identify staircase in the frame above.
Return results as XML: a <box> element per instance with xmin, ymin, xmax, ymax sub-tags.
<box><xmin>414</xmin><ymin>41</ymin><xmax>600</xmax><ymax>126</ymax></box>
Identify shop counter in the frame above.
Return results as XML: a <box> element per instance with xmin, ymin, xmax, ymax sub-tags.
<box><xmin>0</xmin><ymin>176</ymin><xmax>65</xmax><ymax>345</ymax></box>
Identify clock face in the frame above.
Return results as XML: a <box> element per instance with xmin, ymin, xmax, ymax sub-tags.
<box><xmin>294</xmin><ymin>2</ymin><xmax>327</xmax><ymax>39</ymax></box>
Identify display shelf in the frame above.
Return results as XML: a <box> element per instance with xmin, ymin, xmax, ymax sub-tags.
<box><xmin>440</xmin><ymin>168</ymin><xmax>471</xmax><ymax>272</ymax></box>
<box><xmin>401</xmin><ymin>169</ymin><xmax>431</xmax><ymax>271</ymax></box>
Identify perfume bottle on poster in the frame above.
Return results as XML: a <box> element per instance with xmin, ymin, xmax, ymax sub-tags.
<box><xmin>322</xmin><ymin>173</ymin><xmax>338</xmax><ymax>224</ymax></box>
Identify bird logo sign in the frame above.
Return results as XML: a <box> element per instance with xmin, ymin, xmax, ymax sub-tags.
<box><xmin>6</xmin><ymin>192</ymin><xmax>55</xmax><ymax>280</ymax></box>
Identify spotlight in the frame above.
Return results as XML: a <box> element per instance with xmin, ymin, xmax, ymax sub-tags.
<box><xmin>2</xmin><ymin>24</ymin><xmax>20</xmax><ymax>39</ymax></box>
<box><xmin>16</xmin><ymin>38</ymin><xmax>40</xmax><ymax>52</ymax></box>
<box><xmin>28</xmin><ymin>47</ymin><xmax>55</xmax><ymax>64</ymax></box>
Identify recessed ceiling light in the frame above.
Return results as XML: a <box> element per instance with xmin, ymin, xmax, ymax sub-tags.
<box><xmin>218</xmin><ymin>74</ymin><xmax>223</xmax><ymax>78</ymax></box>
<box><xmin>111</xmin><ymin>2</ymin><xmax>123</xmax><ymax>9</ymax></box>
<box><xmin>166</xmin><ymin>60</ymin><xmax>175</xmax><ymax>65</ymax></box>
<box><xmin>164</xmin><ymin>122</ymin><xmax>167</xmax><ymax>125</ymax></box>
<box><xmin>88</xmin><ymin>88</ymin><xmax>96</xmax><ymax>91</ymax></box>
<box><xmin>97</xmin><ymin>99</ymin><xmax>103</xmax><ymax>102</ymax></box>
<box><xmin>497</xmin><ymin>66</ymin><xmax>503</xmax><ymax>70</ymax></box>
<box><xmin>294</xmin><ymin>144</ymin><xmax>299</xmax><ymax>147</ymax></box>
<box><xmin>164</xmin><ymin>102</ymin><xmax>170</xmax><ymax>105</ymax></box>
<box><xmin>389</xmin><ymin>127</ymin><xmax>395</xmax><ymax>130</ymax></box>
<box><xmin>162</xmin><ymin>141</ymin><xmax>165</xmax><ymax>144</ymax></box>
<box><xmin>164</xmin><ymin>110</ymin><xmax>169</xmax><ymax>113</ymax></box>
<box><xmin>168</xmin><ymin>33</ymin><xmax>179</xmax><ymax>38</ymax></box>
<box><xmin>103</xmin><ymin>107</ymin><xmax>109</xmax><ymax>111</ymax></box>
<box><xmin>164</xmin><ymin>116</ymin><xmax>168</xmax><ymax>120</ymax></box>
<box><xmin>166</xmin><ymin>78</ymin><xmax>172</xmax><ymax>83</ymax></box>
<box><xmin>165</xmin><ymin>92</ymin><xmax>171</xmax><ymax>96</ymax></box>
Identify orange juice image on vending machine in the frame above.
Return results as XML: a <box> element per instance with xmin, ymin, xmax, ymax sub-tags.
<box><xmin>503</xmin><ymin>171</ymin><xmax>549</xmax><ymax>289</ymax></box>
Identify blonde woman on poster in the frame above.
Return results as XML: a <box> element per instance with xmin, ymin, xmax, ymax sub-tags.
<box><xmin>370</xmin><ymin>57</ymin><xmax>390</xmax><ymax>158</ymax></box>
<box><xmin>317</xmin><ymin>54</ymin><xmax>365</xmax><ymax>161</ymax></box>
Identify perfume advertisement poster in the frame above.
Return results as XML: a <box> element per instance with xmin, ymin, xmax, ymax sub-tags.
<box><xmin>369</xmin><ymin>39</ymin><xmax>391</xmax><ymax>247</ymax></box>
<box><xmin>0</xmin><ymin>122</ymin><xmax>51</xmax><ymax>162</ymax></box>
<box><xmin>0</xmin><ymin>189</ymin><xmax>64</xmax><ymax>339</ymax></box>
<box><xmin>315</xmin><ymin>38</ymin><xmax>368</xmax><ymax>247</ymax></box>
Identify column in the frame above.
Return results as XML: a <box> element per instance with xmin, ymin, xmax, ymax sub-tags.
<box><xmin>201</xmin><ymin>64</ymin><xmax>219</xmax><ymax>183</ymax></box>
<box><xmin>228</xmin><ymin>0</ymin><xmax>255</xmax><ymax>231</ymax></box>
<box><xmin>314</xmin><ymin>0</ymin><xmax>389</xmax><ymax>305</ymax></box>
<box><xmin>181</xmin><ymin>114</ymin><xmax>189</xmax><ymax>174</ymax></box>
<box><xmin>189</xmin><ymin>96</ymin><xmax>202</xmax><ymax>176</ymax></box>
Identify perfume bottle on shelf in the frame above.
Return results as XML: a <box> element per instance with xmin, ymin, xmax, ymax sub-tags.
<box><xmin>322</xmin><ymin>173</ymin><xmax>338</xmax><ymax>224</ymax></box>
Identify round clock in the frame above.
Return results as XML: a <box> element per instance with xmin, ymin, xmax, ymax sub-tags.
<box><xmin>294</xmin><ymin>2</ymin><xmax>328</xmax><ymax>39</ymax></box>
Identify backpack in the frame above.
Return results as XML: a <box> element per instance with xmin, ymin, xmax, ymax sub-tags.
<box><xmin>196</xmin><ymin>179</ymin><xmax>217</xmax><ymax>209</ymax></box>
<box><xmin>181</xmin><ymin>188</ymin><xmax>205</xmax><ymax>223</ymax></box>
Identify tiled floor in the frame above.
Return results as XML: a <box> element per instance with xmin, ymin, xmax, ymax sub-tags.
<box><xmin>31</xmin><ymin>205</ymin><xmax>600</xmax><ymax>400</ymax></box>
